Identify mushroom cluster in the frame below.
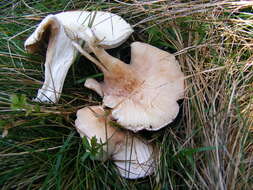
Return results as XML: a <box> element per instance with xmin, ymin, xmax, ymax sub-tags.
<box><xmin>25</xmin><ymin>11</ymin><xmax>184</xmax><ymax>179</ymax></box>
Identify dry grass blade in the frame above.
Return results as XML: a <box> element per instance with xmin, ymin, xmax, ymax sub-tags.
<box><xmin>0</xmin><ymin>0</ymin><xmax>252</xmax><ymax>189</ymax></box>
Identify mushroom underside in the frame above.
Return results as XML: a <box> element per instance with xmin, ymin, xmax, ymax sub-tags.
<box><xmin>25</xmin><ymin>11</ymin><xmax>133</xmax><ymax>103</ymax></box>
<box><xmin>79</xmin><ymin>40</ymin><xmax>184</xmax><ymax>132</ymax></box>
<box><xmin>75</xmin><ymin>106</ymin><xmax>156</xmax><ymax>179</ymax></box>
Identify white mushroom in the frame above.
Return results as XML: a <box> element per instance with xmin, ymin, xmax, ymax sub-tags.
<box><xmin>25</xmin><ymin>11</ymin><xmax>133</xmax><ymax>103</ymax></box>
<box><xmin>75</xmin><ymin>106</ymin><xmax>156</xmax><ymax>179</ymax></box>
<box><xmin>74</xmin><ymin>32</ymin><xmax>184</xmax><ymax>132</ymax></box>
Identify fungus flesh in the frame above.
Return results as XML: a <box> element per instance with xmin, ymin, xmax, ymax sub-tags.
<box><xmin>25</xmin><ymin>11</ymin><xmax>133</xmax><ymax>103</ymax></box>
<box><xmin>74</xmin><ymin>32</ymin><xmax>184</xmax><ymax>132</ymax></box>
<box><xmin>75</xmin><ymin>106</ymin><xmax>156</xmax><ymax>179</ymax></box>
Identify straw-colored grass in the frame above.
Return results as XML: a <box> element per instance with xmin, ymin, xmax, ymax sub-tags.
<box><xmin>0</xmin><ymin>0</ymin><xmax>252</xmax><ymax>189</ymax></box>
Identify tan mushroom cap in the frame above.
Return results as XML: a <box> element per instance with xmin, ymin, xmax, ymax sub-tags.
<box><xmin>103</xmin><ymin>42</ymin><xmax>184</xmax><ymax>132</ymax></box>
<box><xmin>75</xmin><ymin>106</ymin><xmax>156</xmax><ymax>179</ymax></box>
<box><xmin>24</xmin><ymin>11</ymin><xmax>133</xmax><ymax>103</ymax></box>
<box><xmin>75</xmin><ymin>35</ymin><xmax>184</xmax><ymax>132</ymax></box>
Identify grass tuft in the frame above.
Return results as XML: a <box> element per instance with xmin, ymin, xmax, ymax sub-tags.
<box><xmin>0</xmin><ymin>0</ymin><xmax>253</xmax><ymax>189</ymax></box>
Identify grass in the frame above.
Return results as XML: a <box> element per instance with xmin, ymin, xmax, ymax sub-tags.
<box><xmin>0</xmin><ymin>0</ymin><xmax>253</xmax><ymax>189</ymax></box>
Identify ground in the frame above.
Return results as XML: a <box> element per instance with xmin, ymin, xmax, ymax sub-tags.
<box><xmin>0</xmin><ymin>1</ymin><xmax>252</xmax><ymax>189</ymax></box>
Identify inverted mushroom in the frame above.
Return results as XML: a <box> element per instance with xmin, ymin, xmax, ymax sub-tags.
<box><xmin>75</xmin><ymin>106</ymin><xmax>156</xmax><ymax>179</ymax></box>
<box><xmin>73</xmin><ymin>31</ymin><xmax>184</xmax><ymax>132</ymax></box>
<box><xmin>25</xmin><ymin>11</ymin><xmax>133</xmax><ymax>103</ymax></box>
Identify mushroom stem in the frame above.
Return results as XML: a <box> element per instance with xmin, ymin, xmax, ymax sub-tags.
<box><xmin>77</xmin><ymin>27</ymin><xmax>126</xmax><ymax>74</ymax></box>
<box><xmin>71</xmin><ymin>41</ymin><xmax>108</xmax><ymax>72</ymax></box>
<box><xmin>90</xmin><ymin>45</ymin><xmax>124</xmax><ymax>72</ymax></box>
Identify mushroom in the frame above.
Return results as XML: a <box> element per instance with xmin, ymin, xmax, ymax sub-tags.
<box><xmin>75</xmin><ymin>106</ymin><xmax>156</xmax><ymax>179</ymax></box>
<box><xmin>73</xmin><ymin>31</ymin><xmax>184</xmax><ymax>132</ymax></box>
<box><xmin>25</xmin><ymin>11</ymin><xmax>133</xmax><ymax>103</ymax></box>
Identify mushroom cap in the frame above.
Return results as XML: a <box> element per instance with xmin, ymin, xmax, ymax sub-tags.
<box><xmin>104</xmin><ymin>42</ymin><xmax>184</xmax><ymax>132</ymax></box>
<box><xmin>56</xmin><ymin>11</ymin><xmax>133</xmax><ymax>48</ymax></box>
<box><xmin>24</xmin><ymin>11</ymin><xmax>133</xmax><ymax>103</ymax></box>
<box><xmin>25</xmin><ymin>11</ymin><xmax>133</xmax><ymax>52</ymax></box>
<box><xmin>75</xmin><ymin>106</ymin><xmax>123</xmax><ymax>158</ymax></box>
<box><xmin>75</xmin><ymin>106</ymin><xmax>156</xmax><ymax>179</ymax></box>
<box><xmin>82</xmin><ymin>41</ymin><xmax>184</xmax><ymax>132</ymax></box>
<box><xmin>113</xmin><ymin>135</ymin><xmax>155</xmax><ymax>179</ymax></box>
<box><xmin>27</xmin><ymin>15</ymin><xmax>75</xmax><ymax>103</ymax></box>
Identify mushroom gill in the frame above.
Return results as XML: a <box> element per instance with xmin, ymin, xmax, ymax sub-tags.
<box><xmin>74</xmin><ymin>32</ymin><xmax>185</xmax><ymax>132</ymax></box>
<box><xmin>25</xmin><ymin>11</ymin><xmax>133</xmax><ymax>103</ymax></box>
<box><xmin>75</xmin><ymin>106</ymin><xmax>156</xmax><ymax>179</ymax></box>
